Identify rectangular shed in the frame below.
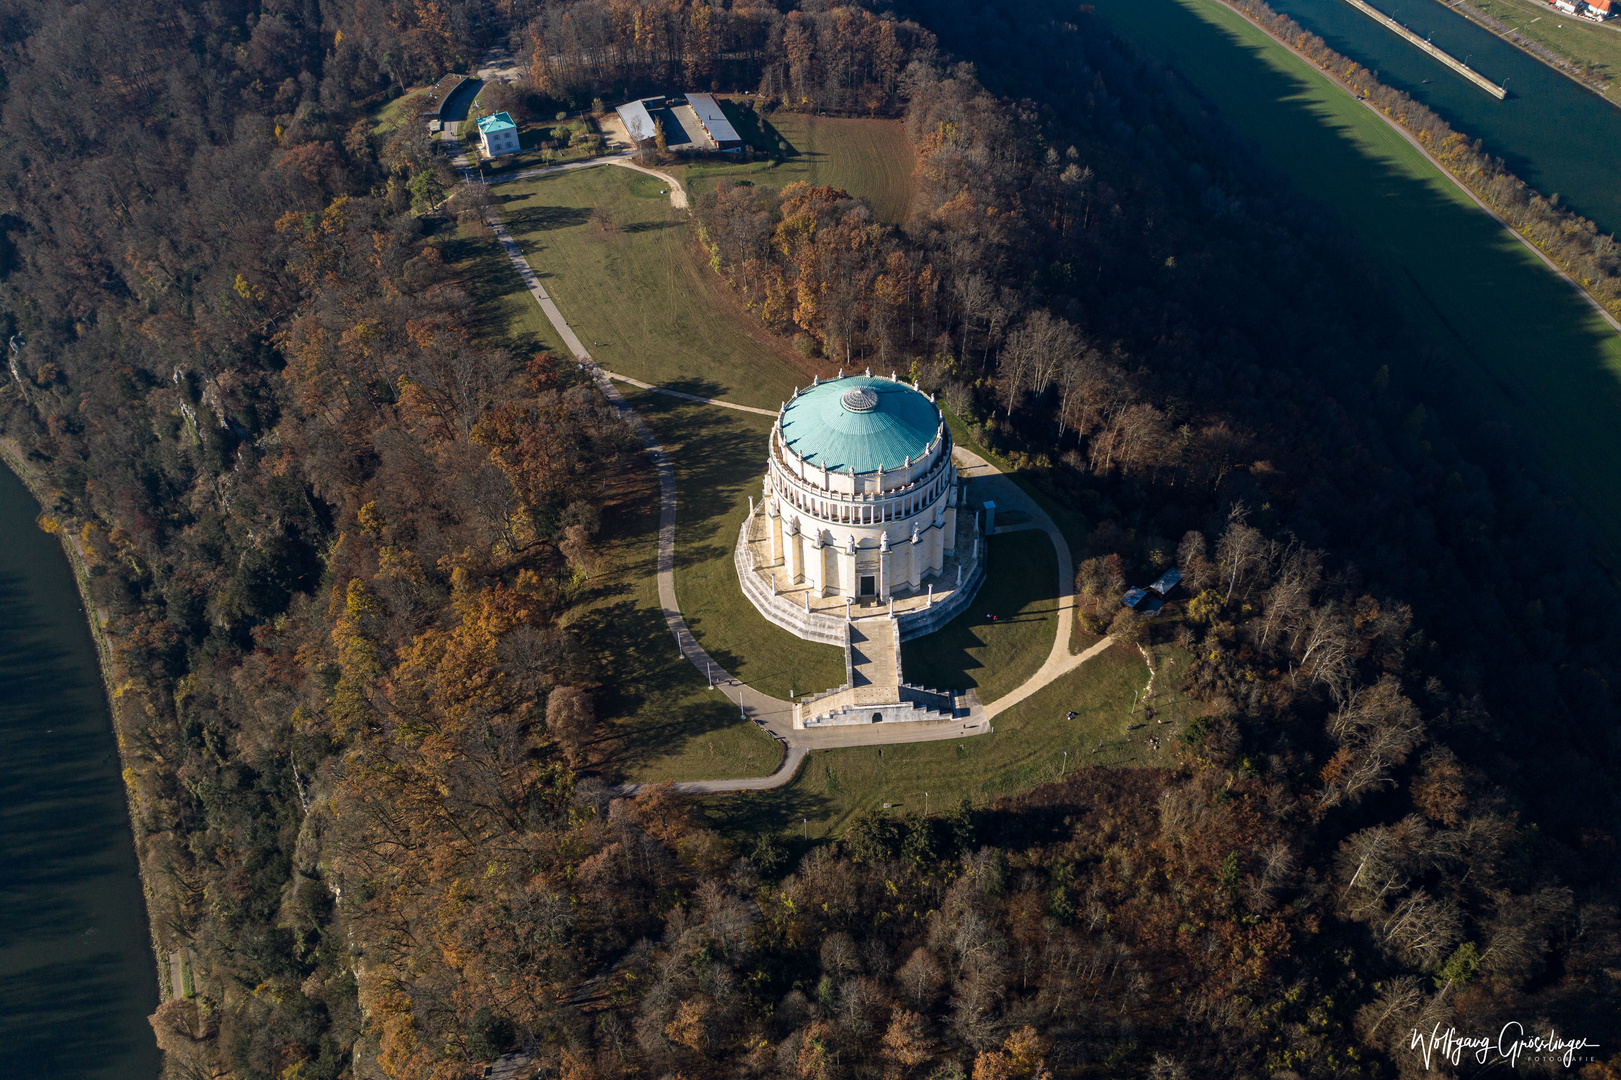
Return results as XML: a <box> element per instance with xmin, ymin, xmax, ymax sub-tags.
<box><xmin>684</xmin><ymin>92</ymin><xmax>743</xmax><ymax>150</ymax></box>
<box><xmin>1149</xmin><ymin>567</ymin><xmax>1182</xmax><ymax>596</ymax></box>
<box><xmin>615</xmin><ymin>99</ymin><xmax>660</xmax><ymax>147</ymax></box>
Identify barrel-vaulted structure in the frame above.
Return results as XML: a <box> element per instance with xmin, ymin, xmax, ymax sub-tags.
<box><xmin>764</xmin><ymin>374</ymin><xmax>961</xmax><ymax>600</ymax></box>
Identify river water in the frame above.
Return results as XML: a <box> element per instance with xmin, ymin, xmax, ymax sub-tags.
<box><xmin>1093</xmin><ymin>0</ymin><xmax>1621</xmax><ymax>543</ymax></box>
<box><xmin>0</xmin><ymin>462</ymin><xmax>161</xmax><ymax>1077</ymax></box>
<box><xmin>1266</xmin><ymin>0</ymin><xmax>1621</xmax><ymax>236</ymax></box>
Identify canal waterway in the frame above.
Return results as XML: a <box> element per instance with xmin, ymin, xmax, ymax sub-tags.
<box><xmin>1266</xmin><ymin>0</ymin><xmax>1621</xmax><ymax>236</ymax></box>
<box><xmin>0</xmin><ymin>462</ymin><xmax>161</xmax><ymax>1078</ymax></box>
<box><xmin>1093</xmin><ymin>0</ymin><xmax>1621</xmax><ymax>543</ymax></box>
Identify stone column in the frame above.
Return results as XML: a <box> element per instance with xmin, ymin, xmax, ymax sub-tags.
<box><xmin>840</xmin><ymin>535</ymin><xmax>857</xmax><ymax>599</ymax></box>
<box><xmin>768</xmin><ymin>502</ymin><xmax>782</xmax><ymax>565</ymax></box>
<box><xmin>943</xmin><ymin>477</ymin><xmax>959</xmax><ymax>555</ymax></box>
<box><xmin>807</xmin><ymin>529</ymin><xmax>824</xmax><ymax>595</ymax></box>
<box><xmin>909</xmin><ymin>523</ymin><xmax>924</xmax><ymax>590</ymax></box>
<box><xmin>786</xmin><ymin>517</ymin><xmax>804</xmax><ymax>586</ymax></box>
<box><xmin>877</xmin><ymin>533</ymin><xmax>891</xmax><ymax>599</ymax></box>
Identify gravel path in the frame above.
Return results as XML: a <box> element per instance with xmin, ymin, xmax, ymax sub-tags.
<box><xmin>951</xmin><ymin>446</ymin><xmax>1115</xmax><ymax>718</ymax></box>
<box><xmin>479</xmin><ymin>167</ymin><xmax>1112</xmax><ymax>796</ymax></box>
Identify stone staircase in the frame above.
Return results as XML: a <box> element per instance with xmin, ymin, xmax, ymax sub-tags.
<box><xmin>795</xmin><ymin>616</ymin><xmax>967</xmax><ymax>728</ymax></box>
<box><xmin>850</xmin><ymin>619</ymin><xmax>898</xmax><ymax>687</ymax></box>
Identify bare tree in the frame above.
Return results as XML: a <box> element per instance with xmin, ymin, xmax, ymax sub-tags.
<box><xmin>1320</xmin><ymin>675</ymin><xmax>1423</xmax><ymax>807</ymax></box>
<box><xmin>1214</xmin><ymin>505</ymin><xmax>1269</xmax><ymax>603</ymax></box>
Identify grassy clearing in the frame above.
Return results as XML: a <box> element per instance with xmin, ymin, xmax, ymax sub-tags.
<box><xmin>493</xmin><ymin>166</ymin><xmax>826</xmax><ymax>408</ymax></box>
<box><xmin>570</xmin><ymin>439</ymin><xmax>785</xmax><ymax>784</ymax></box>
<box><xmin>898</xmin><ymin>531</ymin><xmax>1058</xmax><ymax>702</ymax></box>
<box><xmin>682</xmin><ymin>109</ymin><xmax>917</xmax><ymax>223</ymax></box>
<box><xmin>1094</xmin><ymin>0</ymin><xmax>1621</xmax><ymax>545</ymax></box>
<box><xmin>699</xmin><ymin>642</ymin><xmax>1189</xmax><ymax>839</ymax></box>
<box><xmin>436</xmin><ymin>219</ymin><xmax>557</xmax><ymax>354</ymax></box>
<box><xmin>624</xmin><ymin>388</ymin><xmax>847</xmax><ymax>702</ymax></box>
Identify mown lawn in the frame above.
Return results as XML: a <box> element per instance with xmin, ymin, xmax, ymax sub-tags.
<box><xmin>1095</xmin><ymin>0</ymin><xmax>1621</xmax><ymax>545</ymax></box>
<box><xmin>898</xmin><ymin>530</ymin><xmax>1058</xmax><ymax>704</ymax></box>
<box><xmin>683</xmin><ymin>109</ymin><xmax>916</xmax><ymax>223</ymax></box>
<box><xmin>698</xmin><ymin>641</ymin><xmax>1203</xmax><ymax>840</ymax></box>
<box><xmin>492</xmin><ymin>165</ymin><xmax>826</xmax><ymax>408</ymax></box>
<box><xmin>570</xmin><ymin>431</ymin><xmax>786</xmax><ymax>784</ymax></box>
<box><xmin>625</xmin><ymin>389</ymin><xmax>847</xmax><ymax>702</ymax></box>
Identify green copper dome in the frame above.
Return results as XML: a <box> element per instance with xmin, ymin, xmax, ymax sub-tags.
<box><xmin>780</xmin><ymin>376</ymin><xmax>942</xmax><ymax>474</ymax></box>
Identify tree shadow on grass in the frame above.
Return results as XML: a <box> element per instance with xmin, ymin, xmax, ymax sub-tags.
<box><xmin>580</xmin><ymin>595</ymin><xmax>742</xmax><ymax>765</ymax></box>
<box><xmin>723</xmin><ymin>105</ymin><xmax>828</xmax><ymax>167</ymax></box>
<box><xmin>621</xmin><ymin>220</ymin><xmax>682</xmax><ymax>234</ymax></box>
<box><xmin>696</xmin><ymin>782</ymin><xmax>836</xmax><ymax>841</ymax></box>
<box><xmin>720</xmin><ymin>104</ymin><xmax>788</xmax><ymax>157</ymax></box>
<box><xmin>440</xmin><ymin>230</ymin><xmax>553</xmax><ymax>354</ymax></box>
<box><xmin>504</xmin><ymin>204</ymin><xmax>593</xmax><ymax>234</ymax></box>
<box><xmin>901</xmin><ymin>531</ymin><xmax>1058</xmax><ymax>695</ymax></box>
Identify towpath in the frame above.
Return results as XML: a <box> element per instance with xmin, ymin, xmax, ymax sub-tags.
<box><xmin>1212</xmin><ymin>0</ymin><xmax>1621</xmax><ymax>336</ymax></box>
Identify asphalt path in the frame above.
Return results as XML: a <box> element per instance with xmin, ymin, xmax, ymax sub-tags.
<box><xmin>454</xmin><ymin>116</ymin><xmax>1114</xmax><ymax>793</ymax></box>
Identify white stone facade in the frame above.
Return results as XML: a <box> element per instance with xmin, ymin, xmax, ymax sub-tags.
<box><xmin>762</xmin><ymin>385</ymin><xmax>961</xmax><ymax>602</ymax></box>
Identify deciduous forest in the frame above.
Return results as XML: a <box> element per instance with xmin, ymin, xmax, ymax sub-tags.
<box><xmin>0</xmin><ymin>1</ymin><xmax>1617</xmax><ymax>1079</ymax></box>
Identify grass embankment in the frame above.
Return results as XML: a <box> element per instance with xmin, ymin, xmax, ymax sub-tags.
<box><xmin>624</xmin><ymin>389</ymin><xmax>847</xmax><ymax>701</ymax></box>
<box><xmin>683</xmin><ymin>109</ymin><xmax>916</xmax><ymax>223</ymax></box>
<box><xmin>493</xmin><ymin>166</ymin><xmax>822</xmax><ymax>408</ymax></box>
<box><xmin>700</xmin><ymin>642</ymin><xmax>1207</xmax><ymax>839</ymax></box>
<box><xmin>1456</xmin><ymin>0</ymin><xmax>1621</xmax><ymax>100</ymax></box>
<box><xmin>370</xmin><ymin>89</ymin><xmax>427</xmax><ymax>134</ymax></box>
<box><xmin>1095</xmin><ymin>0</ymin><xmax>1621</xmax><ymax>545</ymax></box>
<box><xmin>899</xmin><ymin>531</ymin><xmax>1057</xmax><ymax>703</ymax></box>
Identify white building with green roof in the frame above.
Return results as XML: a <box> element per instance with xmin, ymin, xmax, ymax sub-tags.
<box><xmin>476</xmin><ymin>111</ymin><xmax>519</xmax><ymax>157</ymax></box>
<box><xmin>736</xmin><ymin>373</ymin><xmax>987</xmax><ymax>729</ymax></box>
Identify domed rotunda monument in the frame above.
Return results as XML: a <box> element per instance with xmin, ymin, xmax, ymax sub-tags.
<box><xmin>736</xmin><ymin>372</ymin><xmax>987</xmax><ymax>730</ymax></box>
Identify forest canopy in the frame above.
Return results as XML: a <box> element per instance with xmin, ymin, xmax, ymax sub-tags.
<box><xmin>1</xmin><ymin>1</ymin><xmax>1618</xmax><ymax>1079</ymax></box>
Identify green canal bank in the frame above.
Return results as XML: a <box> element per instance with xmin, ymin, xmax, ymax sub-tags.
<box><xmin>1266</xmin><ymin>0</ymin><xmax>1621</xmax><ymax>238</ymax></box>
<box><xmin>1093</xmin><ymin>0</ymin><xmax>1621</xmax><ymax>545</ymax></box>
<box><xmin>0</xmin><ymin>448</ymin><xmax>161</xmax><ymax>1078</ymax></box>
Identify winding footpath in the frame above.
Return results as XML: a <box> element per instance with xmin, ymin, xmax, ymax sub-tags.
<box><xmin>469</xmin><ymin>133</ymin><xmax>1114</xmax><ymax>794</ymax></box>
<box><xmin>953</xmin><ymin>443</ymin><xmax>1117</xmax><ymax>718</ymax></box>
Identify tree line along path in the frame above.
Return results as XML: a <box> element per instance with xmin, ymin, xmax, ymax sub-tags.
<box><xmin>465</xmin><ymin>154</ymin><xmax>1116</xmax><ymax>790</ymax></box>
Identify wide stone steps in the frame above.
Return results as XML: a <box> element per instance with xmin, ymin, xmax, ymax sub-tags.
<box><xmin>850</xmin><ymin>619</ymin><xmax>898</xmax><ymax>687</ymax></box>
